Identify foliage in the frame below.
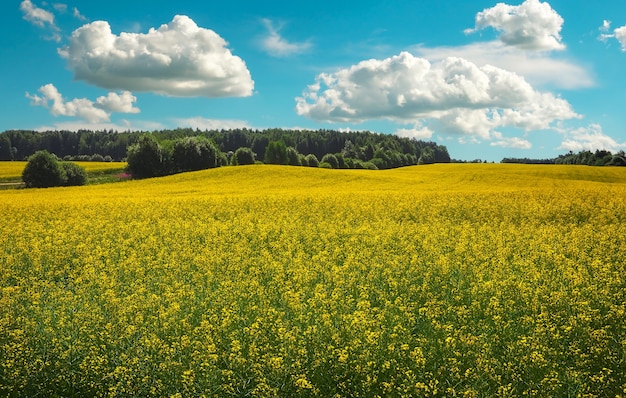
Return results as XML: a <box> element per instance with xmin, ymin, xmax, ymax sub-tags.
<box><xmin>231</xmin><ymin>147</ymin><xmax>256</xmax><ymax>165</ymax></box>
<box><xmin>320</xmin><ymin>153</ymin><xmax>339</xmax><ymax>169</ymax></box>
<box><xmin>1</xmin><ymin>164</ymin><xmax>625</xmax><ymax>396</ymax></box>
<box><xmin>503</xmin><ymin>150</ymin><xmax>626</xmax><ymax>166</ymax></box>
<box><xmin>286</xmin><ymin>146</ymin><xmax>301</xmax><ymax>166</ymax></box>
<box><xmin>172</xmin><ymin>136</ymin><xmax>221</xmax><ymax>172</ymax></box>
<box><xmin>264</xmin><ymin>140</ymin><xmax>288</xmax><ymax>165</ymax></box>
<box><xmin>304</xmin><ymin>153</ymin><xmax>319</xmax><ymax>167</ymax></box>
<box><xmin>21</xmin><ymin>150</ymin><xmax>66</xmax><ymax>188</ymax></box>
<box><xmin>0</xmin><ymin>128</ymin><xmax>451</xmax><ymax>169</ymax></box>
<box><xmin>125</xmin><ymin>134</ymin><xmax>166</xmax><ymax>179</ymax></box>
<box><xmin>60</xmin><ymin>162</ymin><xmax>88</xmax><ymax>186</ymax></box>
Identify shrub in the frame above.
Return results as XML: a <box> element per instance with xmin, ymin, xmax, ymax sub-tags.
<box><xmin>321</xmin><ymin>154</ymin><xmax>339</xmax><ymax>169</ymax></box>
<box><xmin>304</xmin><ymin>154</ymin><xmax>319</xmax><ymax>167</ymax></box>
<box><xmin>126</xmin><ymin>135</ymin><xmax>165</xmax><ymax>179</ymax></box>
<box><xmin>22</xmin><ymin>150</ymin><xmax>66</xmax><ymax>188</ymax></box>
<box><xmin>232</xmin><ymin>147</ymin><xmax>256</xmax><ymax>165</ymax></box>
<box><xmin>61</xmin><ymin>162</ymin><xmax>88</xmax><ymax>186</ymax></box>
<box><xmin>318</xmin><ymin>162</ymin><xmax>332</xmax><ymax>169</ymax></box>
<box><xmin>172</xmin><ymin>136</ymin><xmax>221</xmax><ymax>172</ymax></box>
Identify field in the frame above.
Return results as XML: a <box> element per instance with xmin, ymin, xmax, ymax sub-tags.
<box><xmin>0</xmin><ymin>164</ymin><xmax>625</xmax><ymax>397</ymax></box>
<box><xmin>0</xmin><ymin>161</ymin><xmax>127</xmax><ymax>185</ymax></box>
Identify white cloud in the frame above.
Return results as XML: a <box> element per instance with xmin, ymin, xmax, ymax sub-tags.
<box><xmin>415</xmin><ymin>41</ymin><xmax>594</xmax><ymax>89</ymax></box>
<box><xmin>260</xmin><ymin>19</ymin><xmax>311</xmax><ymax>57</ymax></box>
<box><xmin>53</xmin><ymin>3</ymin><xmax>67</xmax><ymax>13</ymax></box>
<box><xmin>20</xmin><ymin>0</ymin><xmax>54</xmax><ymax>27</ymax></box>
<box><xmin>490</xmin><ymin>132</ymin><xmax>532</xmax><ymax>149</ymax></box>
<box><xmin>173</xmin><ymin>117</ymin><xmax>251</xmax><ymax>130</ymax></box>
<box><xmin>73</xmin><ymin>7</ymin><xmax>88</xmax><ymax>22</ymax></box>
<box><xmin>58</xmin><ymin>15</ymin><xmax>254</xmax><ymax>97</ymax></box>
<box><xmin>296</xmin><ymin>52</ymin><xmax>579</xmax><ymax>139</ymax></box>
<box><xmin>26</xmin><ymin>83</ymin><xmax>140</xmax><ymax>123</ymax></box>
<box><xmin>597</xmin><ymin>20</ymin><xmax>626</xmax><ymax>50</ymax></box>
<box><xmin>600</xmin><ymin>20</ymin><xmax>611</xmax><ymax>32</ymax></box>
<box><xmin>395</xmin><ymin>124</ymin><xmax>434</xmax><ymax>140</ymax></box>
<box><xmin>466</xmin><ymin>0</ymin><xmax>565</xmax><ymax>51</ymax></box>
<box><xmin>20</xmin><ymin>0</ymin><xmax>61</xmax><ymax>42</ymax></box>
<box><xmin>559</xmin><ymin>124</ymin><xmax>626</xmax><ymax>152</ymax></box>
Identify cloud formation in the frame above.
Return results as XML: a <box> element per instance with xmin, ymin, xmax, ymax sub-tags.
<box><xmin>599</xmin><ymin>20</ymin><xmax>626</xmax><ymax>51</ymax></box>
<box><xmin>415</xmin><ymin>41</ymin><xmax>593</xmax><ymax>90</ymax></box>
<box><xmin>260</xmin><ymin>19</ymin><xmax>311</xmax><ymax>57</ymax></box>
<box><xmin>296</xmin><ymin>52</ymin><xmax>579</xmax><ymax>139</ymax></box>
<box><xmin>466</xmin><ymin>0</ymin><xmax>565</xmax><ymax>51</ymax></box>
<box><xmin>26</xmin><ymin>84</ymin><xmax>139</xmax><ymax>123</ymax></box>
<box><xmin>559</xmin><ymin>124</ymin><xmax>626</xmax><ymax>152</ymax></box>
<box><xmin>20</xmin><ymin>0</ymin><xmax>61</xmax><ymax>42</ymax></box>
<box><xmin>58</xmin><ymin>15</ymin><xmax>254</xmax><ymax>97</ymax></box>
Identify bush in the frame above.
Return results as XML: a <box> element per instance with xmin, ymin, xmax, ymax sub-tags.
<box><xmin>61</xmin><ymin>162</ymin><xmax>88</xmax><ymax>186</ymax></box>
<box><xmin>318</xmin><ymin>162</ymin><xmax>332</xmax><ymax>169</ymax></box>
<box><xmin>321</xmin><ymin>154</ymin><xmax>339</xmax><ymax>169</ymax></box>
<box><xmin>126</xmin><ymin>135</ymin><xmax>165</xmax><ymax>179</ymax></box>
<box><xmin>232</xmin><ymin>147</ymin><xmax>256</xmax><ymax>165</ymax></box>
<box><xmin>172</xmin><ymin>136</ymin><xmax>221</xmax><ymax>172</ymax></box>
<box><xmin>304</xmin><ymin>154</ymin><xmax>319</xmax><ymax>167</ymax></box>
<box><xmin>22</xmin><ymin>150</ymin><xmax>66</xmax><ymax>188</ymax></box>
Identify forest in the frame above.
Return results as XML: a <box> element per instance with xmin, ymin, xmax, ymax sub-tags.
<box><xmin>502</xmin><ymin>149</ymin><xmax>626</xmax><ymax>166</ymax></box>
<box><xmin>0</xmin><ymin>128</ymin><xmax>450</xmax><ymax>169</ymax></box>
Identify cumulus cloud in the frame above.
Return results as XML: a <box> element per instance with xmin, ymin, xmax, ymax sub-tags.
<box><xmin>26</xmin><ymin>83</ymin><xmax>140</xmax><ymax>123</ymax></box>
<box><xmin>58</xmin><ymin>15</ymin><xmax>254</xmax><ymax>97</ymax></box>
<box><xmin>559</xmin><ymin>124</ymin><xmax>626</xmax><ymax>152</ymax></box>
<box><xmin>296</xmin><ymin>51</ymin><xmax>579</xmax><ymax>139</ymax></box>
<box><xmin>415</xmin><ymin>41</ymin><xmax>593</xmax><ymax>90</ymax></box>
<box><xmin>466</xmin><ymin>0</ymin><xmax>565</xmax><ymax>51</ymax></box>
<box><xmin>260</xmin><ymin>19</ymin><xmax>311</xmax><ymax>57</ymax></box>
<box><xmin>20</xmin><ymin>0</ymin><xmax>61</xmax><ymax>42</ymax></box>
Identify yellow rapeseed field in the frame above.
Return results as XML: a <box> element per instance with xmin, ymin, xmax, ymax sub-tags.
<box><xmin>1</xmin><ymin>164</ymin><xmax>625</xmax><ymax>397</ymax></box>
<box><xmin>0</xmin><ymin>161</ymin><xmax>126</xmax><ymax>181</ymax></box>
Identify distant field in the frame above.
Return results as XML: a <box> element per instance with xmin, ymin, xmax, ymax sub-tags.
<box><xmin>0</xmin><ymin>161</ymin><xmax>126</xmax><ymax>184</ymax></box>
<box><xmin>1</xmin><ymin>164</ymin><xmax>625</xmax><ymax>396</ymax></box>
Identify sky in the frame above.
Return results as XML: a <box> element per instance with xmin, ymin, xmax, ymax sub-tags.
<box><xmin>3</xmin><ymin>0</ymin><xmax>626</xmax><ymax>161</ymax></box>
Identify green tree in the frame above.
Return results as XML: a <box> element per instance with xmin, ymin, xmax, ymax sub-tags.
<box><xmin>22</xmin><ymin>150</ymin><xmax>66</xmax><ymax>188</ymax></box>
<box><xmin>264</xmin><ymin>140</ymin><xmax>288</xmax><ymax>165</ymax></box>
<box><xmin>321</xmin><ymin>153</ymin><xmax>339</xmax><ymax>169</ymax></box>
<box><xmin>286</xmin><ymin>146</ymin><xmax>301</xmax><ymax>166</ymax></box>
<box><xmin>126</xmin><ymin>134</ymin><xmax>165</xmax><ymax>179</ymax></box>
<box><xmin>172</xmin><ymin>136</ymin><xmax>221</xmax><ymax>172</ymax></box>
<box><xmin>232</xmin><ymin>147</ymin><xmax>256</xmax><ymax>165</ymax></box>
<box><xmin>304</xmin><ymin>154</ymin><xmax>319</xmax><ymax>167</ymax></box>
<box><xmin>418</xmin><ymin>146</ymin><xmax>435</xmax><ymax>165</ymax></box>
<box><xmin>61</xmin><ymin>162</ymin><xmax>88</xmax><ymax>186</ymax></box>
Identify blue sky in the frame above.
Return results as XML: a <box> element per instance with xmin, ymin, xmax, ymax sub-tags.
<box><xmin>3</xmin><ymin>0</ymin><xmax>626</xmax><ymax>161</ymax></box>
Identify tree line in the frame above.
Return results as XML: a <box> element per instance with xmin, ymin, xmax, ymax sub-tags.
<box><xmin>502</xmin><ymin>150</ymin><xmax>626</xmax><ymax>166</ymax></box>
<box><xmin>1</xmin><ymin>127</ymin><xmax>450</xmax><ymax>169</ymax></box>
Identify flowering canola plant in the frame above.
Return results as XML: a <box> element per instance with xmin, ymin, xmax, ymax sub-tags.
<box><xmin>0</xmin><ymin>164</ymin><xmax>625</xmax><ymax>397</ymax></box>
